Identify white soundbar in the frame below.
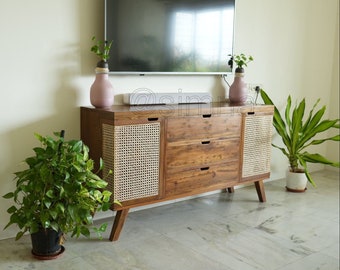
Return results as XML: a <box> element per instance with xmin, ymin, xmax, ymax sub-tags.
<box><xmin>123</xmin><ymin>92</ymin><xmax>212</xmax><ymax>105</ymax></box>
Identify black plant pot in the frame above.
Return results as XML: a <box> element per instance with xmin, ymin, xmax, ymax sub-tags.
<box><xmin>235</xmin><ymin>67</ymin><xmax>244</xmax><ymax>73</ymax></box>
<box><xmin>31</xmin><ymin>228</ymin><xmax>64</xmax><ymax>260</ymax></box>
<box><xmin>96</xmin><ymin>60</ymin><xmax>109</xmax><ymax>69</ymax></box>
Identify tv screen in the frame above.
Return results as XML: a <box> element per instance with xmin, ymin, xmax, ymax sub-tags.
<box><xmin>105</xmin><ymin>0</ymin><xmax>235</xmax><ymax>74</ymax></box>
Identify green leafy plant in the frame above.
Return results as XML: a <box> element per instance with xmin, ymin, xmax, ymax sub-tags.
<box><xmin>3</xmin><ymin>131</ymin><xmax>117</xmax><ymax>240</ymax></box>
<box><xmin>90</xmin><ymin>36</ymin><xmax>112</xmax><ymax>62</ymax></box>
<box><xmin>260</xmin><ymin>89</ymin><xmax>340</xmax><ymax>186</ymax></box>
<box><xmin>229</xmin><ymin>53</ymin><xmax>254</xmax><ymax>71</ymax></box>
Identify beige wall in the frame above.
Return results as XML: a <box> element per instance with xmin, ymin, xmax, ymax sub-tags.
<box><xmin>327</xmin><ymin>2</ymin><xmax>340</xmax><ymax>166</ymax></box>
<box><xmin>0</xmin><ymin>0</ymin><xmax>338</xmax><ymax>239</ymax></box>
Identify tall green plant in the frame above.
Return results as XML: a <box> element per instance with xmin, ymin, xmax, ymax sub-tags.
<box><xmin>260</xmin><ymin>89</ymin><xmax>339</xmax><ymax>186</ymax></box>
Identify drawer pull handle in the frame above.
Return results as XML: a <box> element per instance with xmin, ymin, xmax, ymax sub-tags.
<box><xmin>200</xmin><ymin>167</ymin><xmax>210</xmax><ymax>171</ymax></box>
<box><xmin>201</xmin><ymin>141</ymin><xmax>210</xmax><ymax>145</ymax></box>
<box><xmin>148</xmin><ymin>117</ymin><xmax>159</xmax><ymax>121</ymax></box>
<box><xmin>247</xmin><ymin>112</ymin><xmax>255</xmax><ymax>115</ymax></box>
<box><xmin>202</xmin><ymin>114</ymin><xmax>211</xmax><ymax>118</ymax></box>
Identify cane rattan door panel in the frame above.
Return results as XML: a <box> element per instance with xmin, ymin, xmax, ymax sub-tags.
<box><xmin>242</xmin><ymin>114</ymin><xmax>273</xmax><ymax>179</ymax></box>
<box><xmin>103</xmin><ymin>122</ymin><xmax>161</xmax><ymax>202</ymax></box>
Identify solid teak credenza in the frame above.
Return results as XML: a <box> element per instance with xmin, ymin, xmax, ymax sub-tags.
<box><xmin>80</xmin><ymin>102</ymin><xmax>274</xmax><ymax>241</ymax></box>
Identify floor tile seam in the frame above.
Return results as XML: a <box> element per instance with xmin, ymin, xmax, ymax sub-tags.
<box><xmin>201</xmin><ymin>206</ymin><xmax>262</xmax><ymax>219</ymax></box>
<box><xmin>274</xmin><ymin>250</ymin><xmax>339</xmax><ymax>270</ymax></box>
<box><xmin>301</xmin><ymin>211</ymin><xmax>340</xmax><ymax>224</ymax></box>
<box><xmin>215</xmin><ymin>236</ymin><xmax>297</xmax><ymax>270</ymax></box>
<box><xmin>253</xmin><ymin>226</ymin><xmax>318</xmax><ymax>251</ymax></box>
<box><xmin>239</xmin><ymin>225</ymin><xmax>331</xmax><ymax>258</ymax></box>
<box><xmin>80</xmin><ymin>253</ymin><xmax>134</xmax><ymax>270</ymax></box>
<box><xmin>297</xmin><ymin>239</ymin><xmax>340</xmax><ymax>254</ymax></box>
<box><xmin>177</xmin><ymin>239</ymin><xmax>261</xmax><ymax>270</ymax></box>
<box><xmin>225</xmin><ymin>215</ymin><xmax>265</xmax><ymax>229</ymax></box>
<box><xmin>224</xmin><ymin>209</ymin><xmax>311</xmax><ymax>229</ymax></box>
<box><xmin>319</xmin><ymin>245</ymin><xmax>340</xmax><ymax>260</ymax></box>
<box><xmin>234</xmin><ymin>198</ymin><xmax>327</xmax><ymax>218</ymax></box>
<box><xmin>252</xmin><ymin>226</ymin><xmax>338</xmax><ymax>256</ymax></box>
<box><xmin>155</xmin><ymin>231</ymin><xmax>235</xmax><ymax>270</ymax></box>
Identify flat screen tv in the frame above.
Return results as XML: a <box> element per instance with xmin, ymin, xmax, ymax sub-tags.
<box><xmin>105</xmin><ymin>0</ymin><xmax>235</xmax><ymax>74</ymax></box>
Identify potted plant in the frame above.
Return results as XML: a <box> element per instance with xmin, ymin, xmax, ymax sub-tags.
<box><xmin>90</xmin><ymin>36</ymin><xmax>114</xmax><ymax>108</ymax></box>
<box><xmin>227</xmin><ymin>53</ymin><xmax>254</xmax><ymax>104</ymax></box>
<box><xmin>260</xmin><ymin>89</ymin><xmax>339</xmax><ymax>191</ymax></box>
<box><xmin>228</xmin><ymin>53</ymin><xmax>254</xmax><ymax>73</ymax></box>
<box><xmin>90</xmin><ymin>36</ymin><xmax>113</xmax><ymax>68</ymax></box>
<box><xmin>3</xmin><ymin>131</ymin><xmax>115</xmax><ymax>259</ymax></box>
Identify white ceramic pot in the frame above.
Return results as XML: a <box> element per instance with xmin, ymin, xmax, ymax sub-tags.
<box><xmin>286</xmin><ymin>169</ymin><xmax>308</xmax><ymax>192</ymax></box>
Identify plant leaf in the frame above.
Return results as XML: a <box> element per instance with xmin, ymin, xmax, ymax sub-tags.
<box><xmin>3</xmin><ymin>192</ymin><xmax>14</xmax><ymax>199</ymax></box>
<box><xmin>46</xmin><ymin>190</ymin><xmax>54</xmax><ymax>199</ymax></box>
<box><xmin>261</xmin><ymin>90</ymin><xmax>291</xmax><ymax>149</ymax></box>
<box><xmin>301</xmin><ymin>152</ymin><xmax>340</xmax><ymax>167</ymax></box>
<box><xmin>15</xmin><ymin>231</ymin><xmax>25</xmax><ymax>241</ymax></box>
<box><xmin>290</xmin><ymin>98</ymin><xmax>305</xmax><ymax>157</ymax></box>
<box><xmin>7</xmin><ymin>206</ymin><xmax>17</xmax><ymax>214</ymax></box>
<box><xmin>81</xmin><ymin>226</ymin><xmax>90</xmax><ymax>238</ymax></box>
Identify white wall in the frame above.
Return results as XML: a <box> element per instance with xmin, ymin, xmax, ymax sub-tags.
<box><xmin>0</xmin><ymin>0</ymin><xmax>338</xmax><ymax>240</ymax></box>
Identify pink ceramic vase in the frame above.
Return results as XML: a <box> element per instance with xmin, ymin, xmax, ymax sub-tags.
<box><xmin>229</xmin><ymin>72</ymin><xmax>248</xmax><ymax>104</ymax></box>
<box><xmin>90</xmin><ymin>67</ymin><xmax>114</xmax><ymax>108</ymax></box>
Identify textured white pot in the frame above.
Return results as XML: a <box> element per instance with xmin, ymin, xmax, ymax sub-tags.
<box><xmin>286</xmin><ymin>169</ymin><xmax>308</xmax><ymax>192</ymax></box>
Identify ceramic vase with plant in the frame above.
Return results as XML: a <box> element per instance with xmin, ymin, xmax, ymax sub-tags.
<box><xmin>228</xmin><ymin>53</ymin><xmax>253</xmax><ymax>104</ymax></box>
<box><xmin>3</xmin><ymin>131</ymin><xmax>116</xmax><ymax>259</ymax></box>
<box><xmin>90</xmin><ymin>36</ymin><xmax>114</xmax><ymax>108</ymax></box>
<box><xmin>260</xmin><ymin>89</ymin><xmax>339</xmax><ymax>192</ymax></box>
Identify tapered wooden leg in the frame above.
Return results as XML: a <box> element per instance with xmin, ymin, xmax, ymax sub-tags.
<box><xmin>254</xmin><ymin>180</ymin><xmax>266</xmax><ymax>202</ymax></box>
<box><xmin>227</xmin><ymin>187</ymin><xmax>235</xmax><ymax>193</ymax></box>
<box><xmin>109</xmin><ymin>209</ymin><xmax>129</xmax><ymax>241</ymax></box>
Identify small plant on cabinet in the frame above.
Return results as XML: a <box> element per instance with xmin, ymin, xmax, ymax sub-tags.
<box><xmin>90</xmin><ymin>36</ymin><xmax>113</xmax><ymax>67</ymax></box>
<box><xmin>228</xmin><ymin>53</ymin><xmax>254</xmax><ymax>72</ymax></box>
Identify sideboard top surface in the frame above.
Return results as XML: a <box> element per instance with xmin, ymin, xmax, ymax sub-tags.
<box><xmin>81</xmin><ymin>102</ymin><xmax>274</xmax><ymax>117</ymax></box>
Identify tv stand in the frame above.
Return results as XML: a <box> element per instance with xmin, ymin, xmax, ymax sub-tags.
<box><xmin>80</xmin><ymin>103</ymin><xmax>274</xmax><ymax>241</ymax></box>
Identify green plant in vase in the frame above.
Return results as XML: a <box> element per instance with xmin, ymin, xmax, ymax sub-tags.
<box><xmin>227</xmin><ymin>53</ymin><xmax>254</xmax><ymax>104</ymax></box>
<box><xmin>89</xmin><ymin>36</ymin><xmax>115</xmax><ymax>108</ymax></box>
<box><xmin>91</xmin><ymin>36</ymin><xmax>113</xmax><ymax>68</ymax></box>
<box><xmin>228</xmin><ymin>53</ymin><xmax>254</xmax><ymax>73</ymax></box>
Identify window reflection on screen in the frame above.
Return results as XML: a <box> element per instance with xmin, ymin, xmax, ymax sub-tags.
<box><xmin>172</xmin><ymin>7</ymin><xmax>234</xmax><ymax>72</ymax></box>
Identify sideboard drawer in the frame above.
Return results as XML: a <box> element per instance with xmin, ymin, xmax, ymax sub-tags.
<box><xmin>166</xmin><ymin>138</ymin><xmax>240</xmax><ymax>171</ymax></box>
<box><xmin>165</xmin><ymin>162</ymin><xmax>239</xmax><ymax>197</ymax></box>
<box><xmin>167</xmin><ymin>114</ymin><xmax>241</xmax><ymax>141</ymax></box>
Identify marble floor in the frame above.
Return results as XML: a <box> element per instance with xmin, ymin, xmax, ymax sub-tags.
<box><xmin>0</xmin><ymin>170</ymin><xmax>339</xmax><ymax>270</ymax></box>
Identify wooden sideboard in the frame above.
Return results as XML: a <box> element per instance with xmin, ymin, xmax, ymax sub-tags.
<box><xmin>80</xmin><ymin>102</ymin><xmax>274</xmax><ymax>241</ymax></box>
